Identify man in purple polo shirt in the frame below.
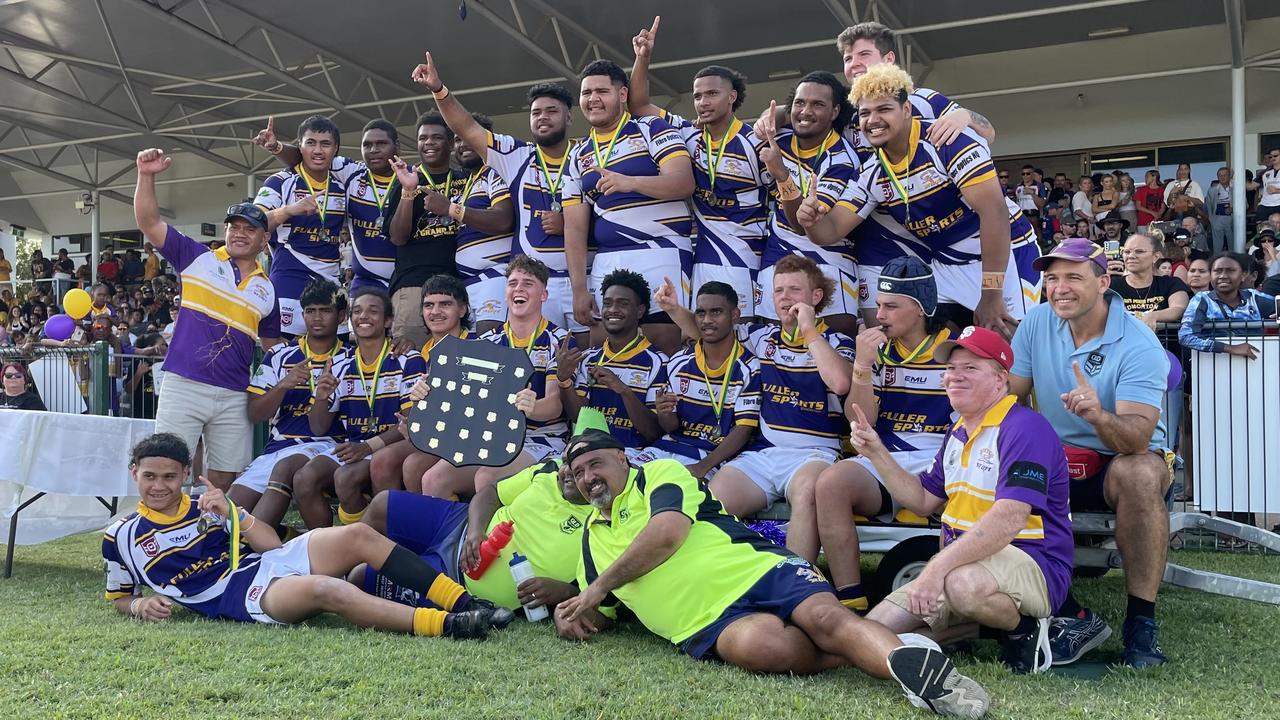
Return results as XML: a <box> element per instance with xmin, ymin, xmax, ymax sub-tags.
<box><xmin>134</xmin><ymin>148</ymin><xmax>283</xmax><ymax>490</ymax></box>
<box><xmin>857</xmin><ymin>327</ymin><xmax>1072</xmax><ymax>675</ymax></box>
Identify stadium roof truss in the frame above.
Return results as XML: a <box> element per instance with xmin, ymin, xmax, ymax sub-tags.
<box><xmin>0</xmin><ymin>0</ymin><xmax>1277</xmax><ymax>213</ymax></box>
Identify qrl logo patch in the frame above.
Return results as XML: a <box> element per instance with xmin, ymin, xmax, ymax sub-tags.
<box><xmin>140</xmin><ymin>536</ymin><xmax>160</xmax><ymax>558</ymax></box>
<box><xmin>281</xmin><ymin>309</ymin><xmax>294</xmax><ymax>327</ymax></box>
<box><xmin>1084</xmin><ymin>351</ymin><xmax>1105</xmax><ymax>375</ymax></box>
<box><xmin>679</xmin><ymin>377</ymin><xmax>690</xmax><ymax>394</ymax></box>
<box><xmin>248</xmin><ymin>585</ymin><xmax>263</xmax><ymax>601</ymax></box>
<box><xmin>884</xmin><ymin>367</ymin><xmax>896</xmax><ymax>386</ymax></box>
<box><xmin>859</xmin><ymin>282</ymin><xmax>870</xmax><ymax>302</ymax></box>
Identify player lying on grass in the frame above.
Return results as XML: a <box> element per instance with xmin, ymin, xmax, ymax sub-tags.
<box><xmin>104</xmin><ymin>432</ymin><xmax>513</xmax><ymax>638</ymax></box>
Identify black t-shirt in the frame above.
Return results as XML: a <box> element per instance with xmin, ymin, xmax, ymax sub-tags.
<box><xmin>128</xmin><ymin>363</ymin><xmax>158</xmax><ymax>419</ymax></box>
<box><xmin>384</xmin><ymin>169</ymin><xmax>466</xmax><ymax>294</ymax></box>
<box><xmin>1110</xmin><ymin>275</ymin><xmax>1191</xmax><ymax>315</ymax></box>
<box><xmin>0</xmin><ymin>391</ymin><xmax>46</xmax><ymax>411</ymax></box>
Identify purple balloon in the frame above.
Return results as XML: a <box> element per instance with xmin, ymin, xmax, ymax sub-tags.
<box><xmin>1166</xmin><ymin>350</ymin><xmax>1183</xmax><ymax>391</ymax></box>
<box><xmin>44</xmin><ymin>313</ymin><xmax>75</xmax><ymax>341</ymax></box>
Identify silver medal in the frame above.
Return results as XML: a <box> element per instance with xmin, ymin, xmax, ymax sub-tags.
<box><xmin>550</xmin><ymin>200</ymin><xmax>562</xmax><ymax>213</ymax></box>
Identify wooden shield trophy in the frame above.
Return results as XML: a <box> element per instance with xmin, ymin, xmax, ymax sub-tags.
<box><xmin>406</xmin><ymin>335</ymin><xmax>534</xmax><ymax>467</ymax></box>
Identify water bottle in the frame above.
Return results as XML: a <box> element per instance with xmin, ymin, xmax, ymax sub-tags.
<box><xmin>508</xmin><ymin>551</ymin><xmax>548</xmax><ymax>621</ymax></box>
<box><xmin>464</xmin><ymin>520</ymin><xmax>514</xmax><ymax>580</ymax></box>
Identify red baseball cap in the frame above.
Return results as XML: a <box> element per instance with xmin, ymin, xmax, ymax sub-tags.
<box><xmin>935</xmin><ymin>326</ymin><xmax>1014</xmax><ymax>371</ymax></box>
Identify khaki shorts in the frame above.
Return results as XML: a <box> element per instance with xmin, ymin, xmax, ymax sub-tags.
<box><xmin>884</xmin><ymin>544</ymin><xmax>1051</xmax><ymax>632</ymax></box>
<box><xmin>154</xmin><ymin>373</ymin><xmax>252</xmax><ymax>474</ymax></box>
<box><xmin>391</xmin><ymin>286</ymin><xmax>428</xmax><ymax>350</ymax></box>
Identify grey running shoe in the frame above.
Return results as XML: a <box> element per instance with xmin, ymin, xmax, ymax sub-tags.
<box><xmin>888</xmin><ymin>645</ymin><xmax>989</xmax><ymax>718</ymax></box>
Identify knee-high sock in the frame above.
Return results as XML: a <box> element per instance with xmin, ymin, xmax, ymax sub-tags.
<box><xmin>377</xmin><ymin>545</ymin><xmax>470</xmax><ymax>611</ymax></box>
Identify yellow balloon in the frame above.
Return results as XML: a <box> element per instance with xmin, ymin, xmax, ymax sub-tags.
<box><xmin>63</xmin><ymin>288</ymin><xmax>93</xmax><ymax>320</ymax></box>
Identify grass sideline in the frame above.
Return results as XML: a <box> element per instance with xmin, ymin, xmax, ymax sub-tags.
<box><xmin>1</xmin><ymin>534</ymin><xmax>1277</xmax><ymax>719</ymax></box>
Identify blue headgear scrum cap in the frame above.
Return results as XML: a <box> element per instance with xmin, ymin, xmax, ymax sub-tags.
<box><xmin>877</xmin><ymin>256</ymin><xmax>936</xmax><ymax>317</ymax></box>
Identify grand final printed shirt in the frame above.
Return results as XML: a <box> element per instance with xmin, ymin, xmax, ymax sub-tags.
<box><xmin>740</xmin><ymin>322</ymin><xmax>856</xmax><ymax>452</ymax></box>
<box><xmin>872</xmin><ymin>329</ymin><xmax>955</xmax><ymax>454</ymax></box>
<box><xmin>561</xmin><ymin>114</ymin><xmax>693</xmax><ymax>254</ymax></box>
<box><xmin>103</xmin><ymin>496</ymin><xmax>263</xmax><ymax>620</ymax></box>
<box><xmin>328</xmin><ymin>343</ymin><xmax>426</xmax><ymax>441</ymax></box>
<box><xmin>650</xmin><ymin>342</ymin><xmax>760</xmax><ymax>459</ymax></box>
<box><xmin>662</xmin><ymin>111</ymin><xmax>769</xmax><ymax>271</ymax></box>
<box><xmin>248</xmin><ymin>338</ymin><xmax>348</xmax><ymax>453</ymax></box>
<box><xmin>255</xmin><ymin>157</ymin><xmax>364</xmax><ymax>282</ymax></box>
<box><xmin>574</xmin><ymin>334</ymin><xmax>668</xmax><ymax>448</ymax></box>
<box><xmin>761</xmin><ymin>129</ymin><xmax>860</xmax><ymax>270</ymax></box>
<box><xmin>919</xmin><ymin>395</ymin><xmax>1074</xmax><ymax>611</ymax></box>
<box><xmin>455</xmin><ymin>166</ymin><xmax>514</xmax><ymax>279</ymax></box>
<box><xmin>843</xmin><ymin>118</ymin><xmax>1009</xmax><ymax>266</ymax></box>
<box><xmin>480</xmin><ymin>319</ymin><xmax>569</xmax><ymax>438</ymax></box>
<box><xmin>484</xmin><ymin>132</ymin><xmax>578</xmax><ymax>275</ymax></box>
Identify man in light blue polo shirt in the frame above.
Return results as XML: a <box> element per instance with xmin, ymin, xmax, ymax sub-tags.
<box><xmin>134</xmin><ymin>148</ymin><xmax>283</xmax><ymax>491</ymax></box>
<box><xmin>1009</xmin><ymin>237</ymin><xmax>1171</xmax><ymax>670</ymax></box>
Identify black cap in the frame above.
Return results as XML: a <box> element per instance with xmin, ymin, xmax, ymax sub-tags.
<box><xmin>564</xmin><ymin>429</ymin><xmax>624</xmax><ymax>466</ymax></box>
<box><xmin>224</xmin><ymin>202</ymin><xmax>268</xmax><ymax>231</ymax></box>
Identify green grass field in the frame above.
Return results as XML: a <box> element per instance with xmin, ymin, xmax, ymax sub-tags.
<box><xmin>1</xmin><ymin>534</ymin><xmax>1277</xmax><ymax>719</ymax></box>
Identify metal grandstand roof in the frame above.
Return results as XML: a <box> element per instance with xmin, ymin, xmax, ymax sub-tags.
<box><xmin>0</xmin><ymin>0</ymin><xmax>1277</xmax><ymax>227</ymax></box>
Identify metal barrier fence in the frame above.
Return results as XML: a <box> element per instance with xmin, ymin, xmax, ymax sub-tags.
<box><xmin>0</xmin><ymin>343</ymin><xmax>107</xmax><ymax>415</ymax></box>
<box><xmin>1156</xmin><ymin>320</ymin><xmax>1279</xmax><ymax>550</ymax></box>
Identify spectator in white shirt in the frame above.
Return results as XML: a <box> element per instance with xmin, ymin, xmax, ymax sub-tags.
<box><xmin>1257</xmin><ymin>149</ymin><xmax>1280</xmax><ymax>224</ymax></box>
<box><xmin>1163</xmin><ymin>163</ymin><xmax>1204</xmax><ymax>204</ymax></box>
<box><xmin>1071</xmin><ymin>176</ymin><xmax>1095</xmax><ymax>225</ymax></box>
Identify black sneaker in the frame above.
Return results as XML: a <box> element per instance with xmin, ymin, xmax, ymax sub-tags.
<box><xmin>999</xmin><ymin>617</ymin><xmax>1051</xmax><ymax>674</ymax></box>
<box><xmin>461</xmin><ymin>597</ymin><xmax>516</xmax><ymax>630</ymax></box>
<box><xmin>1121</xmin><ymin>616</ymin><xmax>1168</xmax><ymax>669</ymax></box>
<box><xmin>442</xmin><ymin>609</ymin><xmax>493</xmax><ymax>640</ymax></box>
<box><xmin>1049</xmin><ymin>609</ymin><xmax>1112</xmax><ymax>666</ymax></box>
<box><xmin>887</xmin><ymin>646</ymin><xmax>990</xmax><ymax>719</ymax></box>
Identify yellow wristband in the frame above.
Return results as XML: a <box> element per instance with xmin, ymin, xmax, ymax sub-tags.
<box><xmin>777</xmin><ymin>178</ymin><xmax>801</xmax><ymax>201</ymax></box>
<box><xmin>802</xmin><ymin>331</ymin><xmax>822</xmax><ymax>346</ymax></box>
<box><xmin>852</xmin><ymin>366</ymin><xmax>873</xmax><ymax>386</ymax></box>
<box><xmin>366</xmin><ymin>436</ymin><xmax>385</xmax><ymax>452</ymax></box>
<box><xmin>432</xmin><ymin>85</ymin><xmax>450</xmax><ymax>100</ymax></box>
<box><xmin>449</xmin><ymin>202</ymin><xmax>465</xmax><ymax>222</ymax></box>
<box><xmin>981</xmin><ymin>271</ymin><xmax>1004</xmax><ymax>290</ymax></box>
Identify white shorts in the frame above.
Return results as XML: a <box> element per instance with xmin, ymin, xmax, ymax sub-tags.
<box><xmin>232</xmin><ymin>440</ymin><xmax>336</xmax><ymax>494</ymax></box>
<box><xmin>276</xmin><ymin>296</ymin><xmax>307</xmax><ymax>337</ymax></box>
<box><xmin>627</xmin><ymin>444</ymin><xmax>701</xmax><ymax>465</ymax></box>
<box><xmin>932</xmin><ymin>250</ymin><xmax>1025</xmax><ymax>314</ymax></box>
<box><xmin>757</xmin><ymin>261</ymin><xmax>860</xmax><ymax>320</ymax></box>
<box><xmin>856</xmin><ymin>264</ymin><xmax>883</xmax><ymax>312</ymax></box>
<box><xmin>1005</xmin><ymin>239</ymin><xmax>1043</xmax><ymax>321</ymax></box>
<box><xmin>466</xmin><ymin>268</ymin><xmax>507</xmax><ymax>324</ymax></box>
<box><xmin>541</xmin><ymin>275</ymin><xmax>588</xmax><ymax>334</ymax></box>
<box><xmin>722</xmin><ymin>446</ymin><xmax>839</xmax><ymax>505</ymax></box>
<box><xmin>154</xmin><ymin>373</ymin><xmax>252</xmax><ymax>474</ymax></box>
<box><xmin>242</xmin><ymin>533</ymin><xmax>314</xmax><ymax>624</ymax></box>
<box><xmin>692</xmin><ymin>263</ymin><xmax>758</xmax><ymax>317</ymax></box>
<box><xmin>523</xmin><ymin>435</ymin><xmax>567</xmax><ymax>464</ymax></box>
<box><xmin>317</xmin><ymin>445</ymin><xmax>372</xmax><ymax>465</ymax></box>
<box><xmin>589</xmin><ymin>247</ymin><xmax>689</xmax><ymax>320</ymax></box>
<box><xmin>839</xmin><ymin>449</ymin><xmax>938</xmax><ymax>522</ymax></box>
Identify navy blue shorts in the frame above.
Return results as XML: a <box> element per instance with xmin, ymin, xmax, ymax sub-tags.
<box><xmin>1069</xmin><ymin>452</ymin><xmax>1172</xmax><ymax>513</ymax></box>
<box><xmin>360</xmin><ymin>491</ymin><xmax>469</xmax><ymax>607</ymax></box>
<box><xmin>678</xmin><ymin>557</ymin><xmax>834</xmax><ymax>661</ymax></box>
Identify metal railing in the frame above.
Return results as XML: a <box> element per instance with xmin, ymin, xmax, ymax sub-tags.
<box><xmin>0</xmin><ymin>343</ymin><xmax>106</xmax><ymax>415</ymax></box>
<box><xmin>1156</xmin><ymin>320</ymin><xmax>1279</xmax><ymax>550</ymax></box>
